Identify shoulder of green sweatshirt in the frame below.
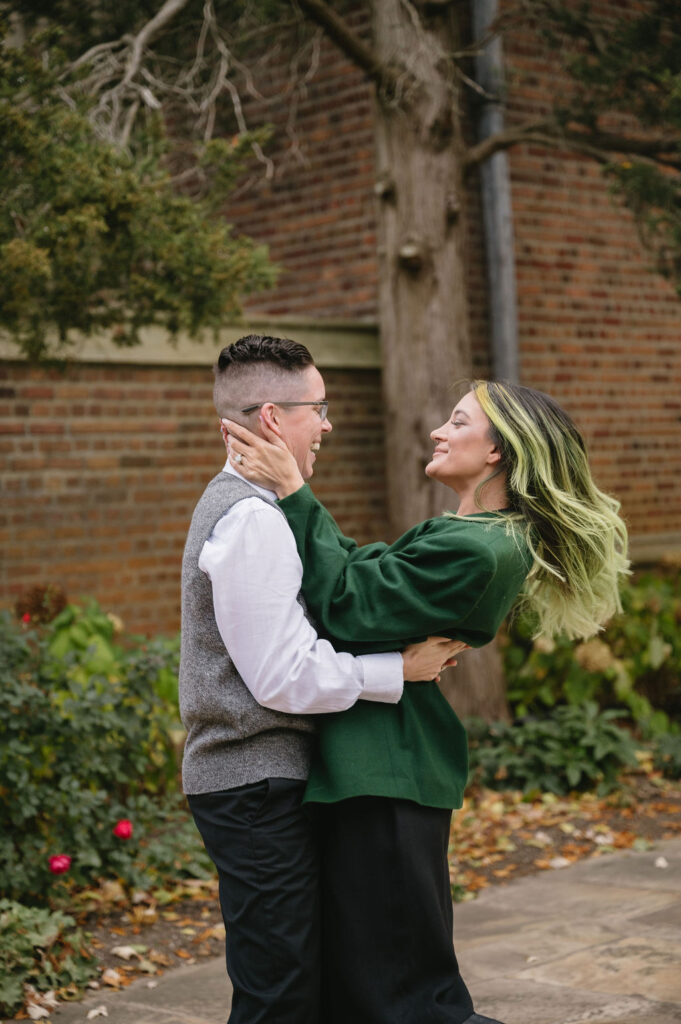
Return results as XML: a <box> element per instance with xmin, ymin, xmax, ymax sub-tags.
<box><xmin>278</xmin><ymin>484</ymin><xmax>532</xmax><ymax>652</ymax></box>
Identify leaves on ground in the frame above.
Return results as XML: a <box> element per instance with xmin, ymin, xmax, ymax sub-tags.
<box><xmin>448</xmin><ymin>768</ymin><xmax>681</xmax><ymax>899</ymax></box>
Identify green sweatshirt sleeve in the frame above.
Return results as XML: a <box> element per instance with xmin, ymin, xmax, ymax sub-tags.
<box><xmin>278</xmin><ymin>484</ymin><xmax>503</xmax><ymax>648</ymax></box>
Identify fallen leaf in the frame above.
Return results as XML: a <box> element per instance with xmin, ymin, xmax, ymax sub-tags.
<box><xmin>492</xmin><ymin>866</ymin><xmax>517</xmax><ymax>878</ymax></box>
<box><xmin>149</xmin><ymin>950</ymin><xmax>172</xmax><ymax>966</ymax></box>
<box><xmin>127</xmin><ymin>906</ymin><xmax>158</xmax><ymax>925</ymax></box>
<box><xmin>111</xmin><ymin>946</ymin><xmax>140</xmax><ymax>961</ymax></box>
<box><xmin>137</xmin><ymin>959</ymin><xmax>159</xmax><ymax>974</ymax></box>
<box><xmin>193</xmin><ymin>924</ymin><xmax>226</xmax><ymax>943</ymax></box>
<box><xmin>27</xmin><ymin>1005</ymin><xmax>51</xmax><ymax>1020</ymax></box>
<box><xmin>101</xmin><ymin>968</ymin><xmax>124</xmax><ymax>988</ymax></box>
<box><xmin>99</xmin><ymin>880</ymin><xmax>127</xmax><ymax>904</ymax></box>
<box><xmin>86</xmin><ymin>1007</ymin><xmax>109</xmax><ymax>1019</ymax></box>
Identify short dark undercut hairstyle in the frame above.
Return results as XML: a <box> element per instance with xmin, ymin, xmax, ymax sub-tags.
<box><xmin>213</xmin><ymin>334</ymin><xmax>316</xmax><ymax>420</ymax></box>
<box><xmin>216</xmin><ymin>335</ymin><xmax>314</xmax><ymax>374</ymax></box>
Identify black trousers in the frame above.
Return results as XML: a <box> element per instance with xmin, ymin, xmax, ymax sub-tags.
<box><xmin>316</xmin><ymin>796</ymin><xmax>475</xmax><ymax>1024</ymax></box>
<box><xmin>187</xmin><ymin>779</ymin><xmax>321</xmax><ymax>1024</ymax></box>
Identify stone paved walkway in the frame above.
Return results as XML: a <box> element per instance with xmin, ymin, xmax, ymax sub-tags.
<box><xmin>42</xmin><ymin>836</ymin><xmax>681</xmax><ymax>1024</ymax></box>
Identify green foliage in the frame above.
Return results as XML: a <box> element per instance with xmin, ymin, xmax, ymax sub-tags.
<box><xmin>0</xmin><ymin>900</ymin><xmax>98</xmax><ymax>1017</ymax></box>
<box><xmin>653</xmin><ymin>732</ymin><xmax>681</xmax><ymax>780</ymax></box>
<box><xmin>466</xmin><ymin>703</ymin><xmax>639</xmax><ymax>797</ymax></box>
<box><xmin>503</xmin><ymin>569</ymin><xmax>681</xmax><ymax>737</ymax></box>
<box><xmin>0</xmin><ymin>24</ymin><xmax>276</xmax><ymax>360</ymax></box>
<box><xmin>0</xmin><ymin>606</ymin><xmax>181</xmax><ymax>902</ymax></box>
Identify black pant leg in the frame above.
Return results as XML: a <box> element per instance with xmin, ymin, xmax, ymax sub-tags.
<box><xmin>318</xmin><ymin>796</ymin><xmax>474</xmax><ymax>1024</ymax></box>
<box><xmin>188</xmin><ymin>778</ymin><xmax>321</xmax><ymax>1024</ymax></box>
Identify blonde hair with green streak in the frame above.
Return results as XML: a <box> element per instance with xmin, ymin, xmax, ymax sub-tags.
<box><xmin>469</xmin><ymin>380</ymin><xmax>629</xmax><ymax>640</ymax></box>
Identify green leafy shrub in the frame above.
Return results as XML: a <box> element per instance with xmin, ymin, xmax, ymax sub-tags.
<box><xmin>0</xmin><ymin>606</ymin><xmax>179</xmax><ymax>903</ymax></box>
<box><xmin>503</xmin><ymin>567</ymin><xmax>681</xmax><ymax>736</ymax></box>
<box><xmin>466</xmin><ymin>702</ymin><xmax>639</xmax><ymax>796</ymax></box>
<box><xmin>0</xmin><ymin>900</ymin><xmax>98</xmax><ymax>1017</ymax></box>
<box><xmin>143</xmin><ymin>634</ymin><xmax>181</xmax><ymax>721</ymax></box>
<box><xmin>652</xmin><ymin>733</ymin><xmax>681</xmax><ymax>780</ymax></box>
<box><xmin>0</xmin><ymin>27</ymin><xmax>276</xmax><ymax>361</ymax></box>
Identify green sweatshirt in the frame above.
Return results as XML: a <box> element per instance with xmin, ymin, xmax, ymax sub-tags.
<box><xmin>277</xmin><ymin>485</ymin><xmax>532</xmax><ymax>809</ymax></box>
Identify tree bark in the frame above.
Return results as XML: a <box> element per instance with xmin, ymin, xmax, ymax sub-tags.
<box><xmin>371</xmin><ymin>0</ymin><xmax>507</xmax><ymax>717</ymax></box>
<box><xmin>438</xmin><ymin>643</ymin><xmax>510</xmax><ymax>723</ymax></box>
<box><xmin>373</xmin><ymin>0</ymin><xmax>469</xmax><ymax>536</ymax></box>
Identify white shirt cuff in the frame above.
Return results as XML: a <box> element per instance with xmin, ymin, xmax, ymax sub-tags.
<box><xmin>357</xmin><ymin>652</ymin><xmax>404</xmax><ymax>704</ymax></box>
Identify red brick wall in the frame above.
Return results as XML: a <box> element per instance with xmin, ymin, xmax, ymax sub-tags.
<box><xmin>0</xmin><ymin>361</ymin><xmax>386</xmax><ymax>635</ymax></box>
<box><xmin>3</xmin><ymin>1</ymin><xmax>680</xmax><ymax>635</ymax></box>
<box><xmin>225</xmin><ymin>1</ymin><xmax>681</xmax><ymax>540</ymax></box>
<box><xmin>503</xmin><ymin>9</ymin><xmax>681</xmax><ymax>537</ymax></box>
<box><xmin>222</xmin><ymin>10</ymin><xmax>492</xmax><ymax>359</ymax></box>
<box><xmin>223</xmin><ymin>6</ymin><xmax>379</xmax><ymax>321</ymax></box>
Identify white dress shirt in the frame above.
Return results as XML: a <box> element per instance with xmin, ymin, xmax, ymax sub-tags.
<box><xmin>198</xmin><ymin>463</ymin><xmax>403</xmax><ymax>714</ymax></box>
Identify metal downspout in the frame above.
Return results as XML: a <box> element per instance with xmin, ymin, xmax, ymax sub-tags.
<box><xmin>472</xmin><ymin>0</ymin><xmax>520</xmax><ymax>383</ymax></box>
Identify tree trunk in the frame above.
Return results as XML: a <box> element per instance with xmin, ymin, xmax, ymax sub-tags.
<box><xmin>371</xmin><ymin>0</ymin><xmax>507</xmax><ymax>719</ymax></box>
<box><xmin>438</xmin><ymin>643</ymin><xmax>510</xmax><ymax>723</ymax></box>
<box><xmin>373</xmin><ymin>0</ymin><xmax>468</xmax><ymax>535</ymax></box>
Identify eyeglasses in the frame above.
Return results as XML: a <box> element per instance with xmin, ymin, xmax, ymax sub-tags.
<box><xmin>240</xmin><ymin>400</ymin><xmax>329</xmax><ymax>420</ymax></box>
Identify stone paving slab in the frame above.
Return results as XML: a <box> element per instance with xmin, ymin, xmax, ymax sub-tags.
<box><xmin>454</xmin><ymin>838</ymin><xmax>681</xmax><ymax>1024</ymax></box>
<box><xmin>51</xmin><ymin>959</ymin><xmax>232</xmax><ymax>1024</ymax></box>
<box><xmin>17</xmin><ymin>837</ymin><xmax>680</xmax><ymax>1024</ymax></box>
<box><xmin>518</xmin><ymin>932</ymin><xmax>681</xmax><ymax>1003</ymax></box>
<box><xmin>460</xmin><ymin>976</ymin><xmax>681</xmax><ymax>1024</ymax></box>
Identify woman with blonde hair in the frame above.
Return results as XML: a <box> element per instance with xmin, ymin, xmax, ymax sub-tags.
<box><xmin>223</xmin><ymin>379</ymin><xmax>628</xmax><ymax>1024</ymax></box>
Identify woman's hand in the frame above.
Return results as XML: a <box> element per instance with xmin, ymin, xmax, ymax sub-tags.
<box><xmin>221</xmin><ymin>417</ymin><xmax>305</xmax><ymax>498</ymax></box>
<box><xmin>401</xmin><ymin>637</ymin><xmax>469</xmax><ymax>682</ymax></box>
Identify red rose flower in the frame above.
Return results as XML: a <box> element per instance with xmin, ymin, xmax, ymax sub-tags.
<box><xmin>113</xmin><ymin>818</ymin><xmax>133</xmax><ymax>839</ymax></box>
<box><xmin>22</xmin><ymin>613</ymin><xmax>31</xmax><ymax>623</ymax></box>
<box><xmin>49</xmin><ymin>854</ymin><xmax>72</xmax><ymax>875</ymax></box>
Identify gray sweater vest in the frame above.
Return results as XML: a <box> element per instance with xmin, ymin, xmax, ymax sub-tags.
<box><xmin>179</xmin><ymin>472</ymin><xmax>316</xmax><ymax>795</ymax></box>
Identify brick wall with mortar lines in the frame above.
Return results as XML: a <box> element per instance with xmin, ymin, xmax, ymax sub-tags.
<box><xmin>0</xmin><ymin>362</ymin><xmax>386</xmax><ymax>635</ymax></box>
<box><xmin>222</xmin><ymin>5</ymin><xmax>379</xmax><ymax>321</ymax></box>
<box><xmin>502</xmin><ymin>4</ymin><xmax>681</xmax><ymax>537</ymax></box>
<box><xmin>4</xmin><ymin>2</ymin><xmax>680</xmax><ymax>635</ymax></box>
<box><xmin>226</xmin><ymin>0</ymin><xmax>680</xmax><ymax>540</ymax></box>
<box><xmin>223</xmin><ymin>5</ymin><xmax>492</xmax><ymax>379</ymax></box>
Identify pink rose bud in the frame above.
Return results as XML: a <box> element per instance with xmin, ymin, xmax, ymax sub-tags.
<box><xmin>49</xmin><ymin>854</ymin><xmax>72</xmax><ymax>875</ymax></box>
<box><xmin>113</xmin><ymin>819</ymin><xmax>133</xmax><ymax>839</ymax></box>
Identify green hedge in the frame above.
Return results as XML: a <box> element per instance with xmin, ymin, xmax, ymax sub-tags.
<box><xmin>502</xmin><ymin>567</ymin><xmax>681</xmax><ymax>737</ymax></box>
<box><xmin>465</xmin><ymin>702</ymin><xmax>639</xmax><ymax>796</ymax></box>
<box><xmin>0</xmin><ymin>604</ymin><xmax>181</xmax><ymax>903</ymax></box>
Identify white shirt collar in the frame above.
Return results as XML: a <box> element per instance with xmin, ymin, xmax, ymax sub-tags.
<box><xmin>223</xmin><ymin>460</ymin><xmax>278</xmax><ymax>502</ymax></box>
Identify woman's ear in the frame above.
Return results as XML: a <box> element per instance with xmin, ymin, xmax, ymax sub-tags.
<box><xmin>259</xmin><ymin>402</ymin><xmax>283</xmax><ymax>439</ymax></box>
<box><xmin>487</xmin><ymin>445</ymin><xmax>502</xmax><ymax>466</ymax></box>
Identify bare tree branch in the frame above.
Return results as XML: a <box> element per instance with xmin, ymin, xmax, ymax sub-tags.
<box><xmin>292</xmin><ymin>0</ymin><xmax>402</xmax><ymax>98</ymax></box>
<box><xmin>464</xmin><ymin>121</ymin><xmax>681</xmax><ymax>170</ymax></box>
<box><xmin>120</xmin><ymin>0</ymin><xmax>192</xmax><ymax>90</ymax></box>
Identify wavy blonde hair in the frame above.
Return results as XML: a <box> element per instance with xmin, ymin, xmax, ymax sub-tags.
<box><xmin>469</xmin><ymin>380</ymin><xmax>629</xmax><ymax>640</ymax></box>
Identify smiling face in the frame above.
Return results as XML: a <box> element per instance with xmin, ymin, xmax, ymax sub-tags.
<box><xmin>425</xmin><ymin>390</ymin><xmax>502</xmax><ymax>495</ymax></box>
<box><xmin>271</xmin><ymin>365</ymin><xmax>332</xmax><ymax>480</ymax></box>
